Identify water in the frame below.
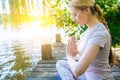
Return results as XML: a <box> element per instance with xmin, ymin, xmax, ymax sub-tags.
<box><xmin>0</xmin><ymin>29</ymin><xmax>41</xmax><ymax>80</ymax></box>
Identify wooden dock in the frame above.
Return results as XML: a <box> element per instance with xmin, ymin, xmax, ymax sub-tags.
<box><xmin>26</xmin><ymin>43</ymin><xmax>120</xmax><ymax>80</ymax></box>
<box><xmin>26</xmin><ymin>43</ymin><xmax>66</xmax><ymax>80</ymax></box>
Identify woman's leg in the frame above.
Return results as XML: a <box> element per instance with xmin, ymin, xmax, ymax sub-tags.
<box><xmin>55</xmin><ymin>72</ymin><xmax>62</xmax><ymax>80</ymax></box>
<box><xmin>56</xmin><ymin>60</ymin><xmax>77</xmax><ymax>80</ymax></box>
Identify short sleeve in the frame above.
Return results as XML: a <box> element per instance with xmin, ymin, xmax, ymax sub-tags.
<box><xmin>88</xmin><ymin>31</ymin><xmax>107</xmax><ymax>48</ymax></box>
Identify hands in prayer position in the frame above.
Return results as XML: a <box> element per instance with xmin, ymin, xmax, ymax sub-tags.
<box><xmin>67</xmin><ymin>36</ymin><xmax>79</xmax><ymax>58</ymax></box>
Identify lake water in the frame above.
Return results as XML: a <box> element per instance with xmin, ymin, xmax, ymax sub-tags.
<box><xmin>0</xmin><ymin>23</ymin><xmax>67</xmax><ymax>79</ymax></box>
<box><xmin>0</xmin><ymin>29</ymin><xmax>42</xmax><ymax>80</ymax></box>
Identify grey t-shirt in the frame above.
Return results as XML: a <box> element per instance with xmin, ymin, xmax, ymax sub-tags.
<box><xmin>77</xmin><ymin>23</ymin><xmax>114</xmax><ymax>80</ymax></box>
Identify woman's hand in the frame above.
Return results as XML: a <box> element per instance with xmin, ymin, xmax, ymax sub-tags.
<box><xmin>66</xmin><ymin>36</ymin><xmax>79</xmax><ymax>57</ymax></box>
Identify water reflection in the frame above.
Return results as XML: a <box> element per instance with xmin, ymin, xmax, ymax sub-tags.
<box><xmin>0</xmin><ymin>39</ymin><xmax>41</xmax><ymax>80</ymax></box>
<box><xmin>10</xmin><ymin>41</ymin><xmax>31</xmax><ymax>80</ymax></box>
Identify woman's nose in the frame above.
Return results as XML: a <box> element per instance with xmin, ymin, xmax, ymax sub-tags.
<box><xmin>72</xmin><ymin>18</ymin><xmax>77</xmax><ymax>22</ymax></box>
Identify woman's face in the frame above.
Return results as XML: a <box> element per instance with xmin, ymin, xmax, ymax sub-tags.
<box><xmin>70</xmin><ymin>7</ymin><xmax>88</xmax><ymax>26</ymax></box>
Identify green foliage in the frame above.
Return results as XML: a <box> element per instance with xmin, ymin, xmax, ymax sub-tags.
<box><xmin>40</xmin><ymin>0</ymin><xmax>74</xmax><ymax>28</ymax></box>
<box><xmin>1</xmin><ymin>0</ymin><xmax>7</xmax><ymax>28</ymax></box>
<box><xmin>9</xmin><ymin>0</ymin><xmax>20</xmax><ymax>28</ymax></box>
<box><xmin>0</xmin><ymin>15</ymin><xmax>1</xmax><ymax>24</ymax></box>
<box><xmin>1</xmin><ymin>0</ymin><xmax>40</xmax><ymax>29</ymax></box>
<box><xmin>9</xmin><ymin>0</ymin><xmax>31</xmax><ymax>29</ymax></box>
<box><xmin>96</xmin><ymin>0</ymin><xmax>120</xmax><ymax>47</ymax></box>
<box><xmin>1</xmin><ymin>13</ymin><xmax>7</xmax><ymax>28</ymax></box>
<box><xmin>105</xmin><ymin>5</ymin><xmax>120</xmax><ymax>47</ymax></box>
<box><xmin>64</xmin><ymin>25</ymin><xmax>87</xmax><ymax>40</ymax></box>
<box><xmin>95</xmin><ymin>0</ymin><xmax>118</xmax><ymax>12</ymax></box>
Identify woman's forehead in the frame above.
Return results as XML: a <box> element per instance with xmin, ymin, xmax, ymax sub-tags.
<box><xmin>70</xmin><ymin>7</ymin><xmax>81</xmax><ymax>14</ymax></box>
<box><xmin>70</xmin><ymin>7</ymin><xmax>78</xmax><ymax>13</ymax></box>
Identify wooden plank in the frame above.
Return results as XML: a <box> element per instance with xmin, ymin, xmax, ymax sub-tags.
<box><xmin>26</xmin><ymin>43</ymin><xmax>66</xmax><ymax>79</ymax></box>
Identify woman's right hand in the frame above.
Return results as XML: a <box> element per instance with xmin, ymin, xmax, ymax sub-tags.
<box><xmin>66</xmin><ymin>36</ymin><xmax>79</xmax><ymax>57</ymax></box>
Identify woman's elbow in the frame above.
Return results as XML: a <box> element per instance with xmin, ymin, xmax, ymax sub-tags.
<box><xmin>74</xmin><ymin>68</ymin><xmax>85</xmax><ymax>77</ymax></box>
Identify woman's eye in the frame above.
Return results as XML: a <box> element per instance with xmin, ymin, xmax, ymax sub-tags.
<box><xmin>73</xmin><ymin>14</ymin><xmax>76</xmax><ymax>17</ymax></box>
<box><xmin>71</xmin><ymin>14</ymin><xmax>76</xmax><ymax>18</ymax></box>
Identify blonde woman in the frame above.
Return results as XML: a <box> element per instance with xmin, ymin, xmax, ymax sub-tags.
<box><xmin>56</xmin><ymin>0</ymin><xmax>115</xmax><ymax>80</ymax></box>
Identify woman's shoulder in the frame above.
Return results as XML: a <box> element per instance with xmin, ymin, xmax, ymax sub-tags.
<box><xmin>93</xmin><ymin>23</ymin><xmax>109</xmax><ymax>35</ymax></box>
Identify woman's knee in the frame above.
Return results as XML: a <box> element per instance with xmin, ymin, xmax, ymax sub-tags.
<box><xmin>56</xmin><ymin>60</ymin><xmax>67</xmax><ymax>68</ymax></box>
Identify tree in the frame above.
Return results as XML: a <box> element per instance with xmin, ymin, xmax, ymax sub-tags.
<box><xmin>1</xmin><ymin>0</ymin><xmax>7</xmax><ymax>28</ymax></box>
<box><xmin>9</xmin><ymin>0</ymin><xmax>21</xmax><ymax>29</ymax></box>
<box><xmin>96</xmin><ymin>0</ymin><xmax>120</xmax><ymax>47</ymax></box>
<box><xmin>104</xmin><ymin>4</ymin><xmax>120</xmax><ymax>47</ymax></box>
<box><xmin>0</xmin><ymin>0</ymin><xmax>40</xmax><ymax>29</ymax></box>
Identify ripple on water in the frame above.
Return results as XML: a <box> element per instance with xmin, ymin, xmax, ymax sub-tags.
<box><xmin>0</xmin><ymin>36</ymin><xmax>41</xmax><ymax>79</ymax></box>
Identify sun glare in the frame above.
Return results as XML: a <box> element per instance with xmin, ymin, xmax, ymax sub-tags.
<box><xmin>0</xmin><ymin>0</ymin><xmax>68</xmax><ymax>45</ymax></box>
<box><xmin>18</xmin><ymin>21</ymin><xmax>60</xmax><ymax>44</ymax></box>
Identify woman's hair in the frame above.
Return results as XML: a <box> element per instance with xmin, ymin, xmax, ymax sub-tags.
<box><xmin>90</xmin><ymin>4</ymin><xmax>109</xmax><ymax>29</ymax></box>
<box><xmin>93</xmin><ymin>4</ymin><xmax>115</xmax><ymax>68</ymax></box>
<box><xmin>109</xmin><ymin>48</ymin><xmax>115</xmax><ymax>67</ymax></box>
<box><xmin>74</xmin><ymin>4</ymin><xmax>115</xmax><ymax>68</ymax></box>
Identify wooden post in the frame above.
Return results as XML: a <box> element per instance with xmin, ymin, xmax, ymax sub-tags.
<box><xmin>41</xmin><ymin>44</ymin><xmax>52</xmax><ymax>60</ymax></box>
<box><xmin>56</xmin><ymin>34</ymin><xmax>61</xmax><ymax>43</ymax></box>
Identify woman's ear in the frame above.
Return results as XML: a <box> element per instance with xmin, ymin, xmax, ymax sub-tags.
<box><xmin>85</xmin><ymin>8</ymin><xmax>90</xmax><ymax>14</ymax></box>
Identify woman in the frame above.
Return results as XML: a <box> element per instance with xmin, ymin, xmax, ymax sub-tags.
<box><xmin>56</xmin><ymin>0</ymin><xmax>115</xmax><ymax>80</ymax></box>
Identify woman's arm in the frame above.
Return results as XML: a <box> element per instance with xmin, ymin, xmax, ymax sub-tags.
<box><xmin>67</xmin><ymin>55</ymin><xmax>78</xmax><ymax>73</ymax></box>
<box><xmin>74</xmin><ymin>45</ymin><xmax>100</xmax><ymax>77</ymax></box>
<box><xmin>66</xmin><ymin>36</ymin><xmax>100</xmax><ymax>77</ymax></box>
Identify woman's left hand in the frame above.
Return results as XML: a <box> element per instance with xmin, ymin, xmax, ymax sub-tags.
<box><xmin>66</xmin><ymin>36</ymin><xmax>78</xmax><ymax>57</ymax></box>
